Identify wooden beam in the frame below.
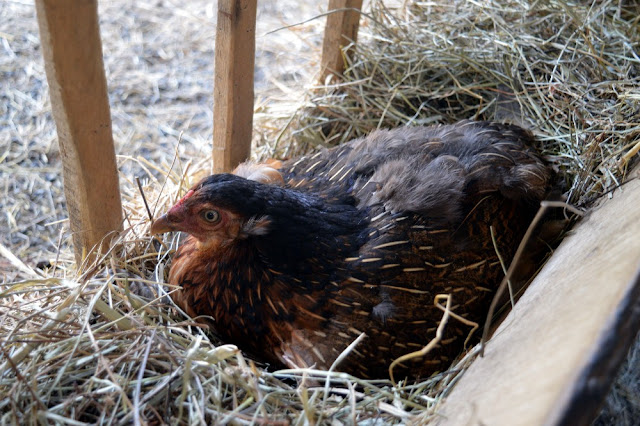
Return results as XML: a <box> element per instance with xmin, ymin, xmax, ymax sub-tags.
<box><xmin>212</xmin><ymin>0</ymin><xmax>257</xmax><ymax>174</ymax></box>
<box><xmin>434</xmin><ymin>167</ymin><xmax>640</xmax><ymax>425</ymax></box>
<box><xmin>320</xmin><ymin>0</ymin><xmax>363</xmax><ymax>82</ymax></box>
<box><xmin>35</xmin><ymin>0</ymin><xmax>123</xmax><ymax>265</ymax></box>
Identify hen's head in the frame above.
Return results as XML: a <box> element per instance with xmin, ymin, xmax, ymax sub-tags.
<box><xmin>152</xmin><ymin>172</ymin><xmax>367</xmax><ymax>270</ymax></box>
<box><xmin>150</xmin><ymin>174</ymin><xmax>272</xmax><ymax>246</ymax></box>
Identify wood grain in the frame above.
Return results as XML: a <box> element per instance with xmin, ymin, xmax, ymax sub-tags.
<box><xmin>212</xmin><ymin>0</ymin><xmax>257</xmax><ymax>174</ymax></box>
<box><xmin>320</xmin><ymin>0</ymin><xmax>363</xmax><ymax>82</ymax></box>
<box><xmin>35</xmin><ymin>0</ymin><xmax>123</xmax><ymax>264</ymax></box>
<box><xmin>434</xmin><ymin>168</ymin><xmax>640</xmax><ymax>425</ymax></box>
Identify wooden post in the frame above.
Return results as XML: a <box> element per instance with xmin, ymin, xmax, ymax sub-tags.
<box><xmin>213</xmin><ymin>0</ymin><xmax>257</xmax><ymax>174</ymax></box>
<box><xmin>320</xmin><ymin>0</ymin><xmax>363</xmax><ymax>82</ymax></box>
<box><xmin>36</xmin><ymin>0</ymin><xmax>123</xmax><ymax>265</ymax></box>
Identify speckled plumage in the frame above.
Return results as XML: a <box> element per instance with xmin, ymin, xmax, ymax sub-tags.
<box><xmin>152</xmin><ymin>121</ymin><xmax>551</xmax><ymax>379</ymax></box>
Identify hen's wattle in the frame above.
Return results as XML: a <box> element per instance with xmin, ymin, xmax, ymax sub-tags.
<box><xmin>151</xmin><ymin>121</ymin><xmax>551</xmax><ymax>379</ymax></box>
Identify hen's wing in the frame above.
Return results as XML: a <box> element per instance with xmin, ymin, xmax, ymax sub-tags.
<box><xmin>280</xmin><ymin>121</ymin><xmax>549</xmax><ymax>225</ymax></box>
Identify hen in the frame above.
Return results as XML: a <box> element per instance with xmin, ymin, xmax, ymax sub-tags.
<box><xmin>151</xmin><ymin>121</ymin><xmax>550</xmax><ymax>379</ymax></box>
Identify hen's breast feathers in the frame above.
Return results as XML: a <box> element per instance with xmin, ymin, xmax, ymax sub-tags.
<box><xmin>166</xmin><ymin>120</ymin><xmax>551</xmax><ymax>378</ymax></box>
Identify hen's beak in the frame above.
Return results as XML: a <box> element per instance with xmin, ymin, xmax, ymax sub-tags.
<box><xmin>150</xmin><ymin>213</ymin><xmax>173</xmax><ymax>235</ymax></box>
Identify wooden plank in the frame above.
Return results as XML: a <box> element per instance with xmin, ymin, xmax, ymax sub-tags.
<box><xmin>551</xmin><ymin>267</ymin><xmax>640</xmax><ymax>425</ymax></box>
<box><xmin>435</xmin><ymin>167</ymin><xmax>640</xmax><ymax>425</ymax></box>
<box><xmin>35</xmin><ymin>0</ymin><xmax>123</xmax><ymax>264</ymax></box>
<box><xmin>212</xmin><ymin>0</ymin><xmax>257</xmax><ymax>174</ymax></box>
<box><xmin>320</xmin><ymin>0</ymin><xmax>363</xmax><ymax>82</ymax></box>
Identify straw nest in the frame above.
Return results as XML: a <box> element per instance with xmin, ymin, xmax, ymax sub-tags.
<box><xmin>1</xmin><ymin>0</ymin><xmax>640</xmax><ymax>424</ymax></box>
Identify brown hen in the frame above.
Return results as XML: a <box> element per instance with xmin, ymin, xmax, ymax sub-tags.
<box><xmin>151</xmin><ymin>121</ymin><xmax>551</xmax><ymax>379</ymax></box>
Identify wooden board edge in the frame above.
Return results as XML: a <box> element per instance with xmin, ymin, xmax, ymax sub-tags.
<box><xmin>547</xmin><ymin>264</ymin><xmax>640</xmax><ymax>425</ymax></box>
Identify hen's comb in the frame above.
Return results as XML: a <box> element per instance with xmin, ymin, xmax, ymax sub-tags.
<box><xmin>175</xmin><ymin>189</ymin><xmax>195</xmax><ymax>207</ymax></box>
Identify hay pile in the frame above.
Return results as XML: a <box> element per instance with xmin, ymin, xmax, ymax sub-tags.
<box><xmin>255</xmin><ymin>0</ymin><xmax>640</xmax><ymax>208</ymax></box>
<box><xmin>1</xmin><ymin>0</ymin><xmax>640</xmax><ymax>423</ymax></box>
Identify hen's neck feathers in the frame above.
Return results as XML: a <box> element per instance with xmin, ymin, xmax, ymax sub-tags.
<box><xmin>169</xmin><ymin>187</ymin><xmax>369</xmax><ymax>349</ymax></box>
<box><xmin>255</xmin><ymin>189</ymin><xmax>368</xmax><ymax>275</ymax></box>
<box><xmin>176</xmin><ymin>181</ymin><xmax>369</xmax><ymax>287</ymax></box>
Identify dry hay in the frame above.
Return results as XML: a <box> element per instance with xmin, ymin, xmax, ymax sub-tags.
<box><xmin>1</xmin><ymin>0</ymin><xmax>640</xmax><ymax>424</ymax></box>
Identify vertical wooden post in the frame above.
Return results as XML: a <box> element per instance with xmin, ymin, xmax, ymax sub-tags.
<box><xmin>320</xmin><ymin>0</ymin><xmax>363</xmax><ymax>82</ymax></box>
<box><xmin>35</xmin><ymin>0</ymin><xmax>123</xmax><ymax>264</ymax></box>
<box><xmin>213</xmin><ymin>0</ymin><xmax>257</xmax><ymax>174</ymax></box>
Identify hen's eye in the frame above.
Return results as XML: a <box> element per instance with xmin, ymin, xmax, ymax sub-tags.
<box><xmin>201</xmin><ymin>210</ymin><xmax>220</xmax><ymax>223</ymax></box>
